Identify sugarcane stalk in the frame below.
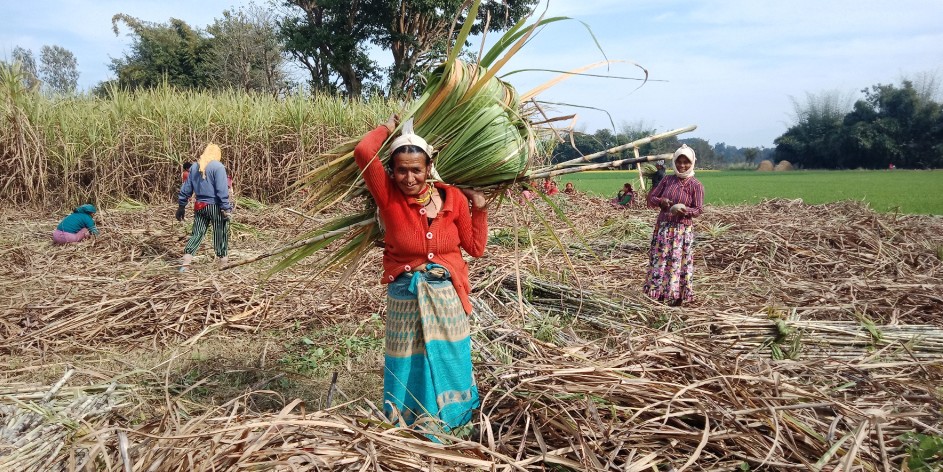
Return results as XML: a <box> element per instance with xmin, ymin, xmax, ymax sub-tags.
<box><xmin>634</xmin><ymin>147</ymin><xmax>646</xmax><ymax>190</ymax></box>
<box><xmin>220</xmin><ymin>219</ymin><xmax>374</xmax><ymax>270</ymax></box>
<box><xmin>545</xmin><ymin>125</ymin><xmax>696</xmax><ymax>170</ymax></box>
<box><xmin>525</xmin><ymin>153</ymin><xmax>673</xmax><ymax>181</ymax></box>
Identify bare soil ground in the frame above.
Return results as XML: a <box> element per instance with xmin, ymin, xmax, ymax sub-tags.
<box><xmin>2</xmin><ymin>195</ymin><xmax>942</xmax><ymax>470</ymax></box>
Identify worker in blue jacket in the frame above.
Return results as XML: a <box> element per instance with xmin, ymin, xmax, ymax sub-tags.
<box><xmin>176</xmin><ymin>143</ymin><xmax>233</xmax><ymax>271</ymax></box>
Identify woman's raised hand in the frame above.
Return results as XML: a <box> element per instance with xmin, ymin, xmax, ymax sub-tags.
<box><xmin>461</xmin><ymin>188</ymin><xmax>487</xmax><ymax>210</ymax></box>
<box><xmin>383</xmin><ymin>114</ymin><xmax>399</xmax><ymax>132</ymax></box>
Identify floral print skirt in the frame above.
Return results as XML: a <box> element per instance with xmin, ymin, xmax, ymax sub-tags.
<box><xmin>643</xmin><ymin>221</ymin><xmax>695</xmax><ymax>303</ymax></box>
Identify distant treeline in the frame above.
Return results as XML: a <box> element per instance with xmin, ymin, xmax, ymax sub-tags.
<box><xmin>774</xmin><ymin>78</ymin><xmax>943</xmax><ymax>169</ymax></box>
<box><xmin>550</xmin><ymin>128</ymin><xmax>774</xmax><ymax>169</ymax></box>
<box><xmin>553</xmin><ymin>77</ymin><xmax>943</xmax><ymax>171</ymax></box>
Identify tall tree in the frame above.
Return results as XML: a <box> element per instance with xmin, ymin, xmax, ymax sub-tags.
<box><xmin>39</xmin><ymin>45</ymin><xmax>79</xmax><ymax>95</ymax></box>
<box><xmin>840</xmin><ymin>80</ymin><xmax>943</xmax><ymax>169</ymax></box>
<box><xmin>278</xmin><ymin>0</ymin><xmax>380</xmax><ymax>96</ymax></box>
<box><xmin>775</xmin><ymin>78</ymin><xmax>943</xmax><ymax>169</ymax></box>
<box><xmin>774</xmin><ymin>90</ymin><xmax>852</xmax><ymax>168</ymax></box>
<box><xmin>276</xmin><ymin>0</ymin><xmax>539</xmax><ymax>97</ymax></box>
<box><xmin>207</xmin><ymin>4</ymin><xmax>289</xmax><ymax>94</ymax></box>
<box><xmin>11</xmin><ymin>46</ymin><xmax>40</xmax><ymax>90</ymax></box>
<box><xmin>110</xmin><ymin>14</ymin><xmax>212</xmax><ymax>90</ymax></box>
<box><xmin>376</xmin><ymin>0</ymin><xmax>539</xmax><ymax>96</ymax></box>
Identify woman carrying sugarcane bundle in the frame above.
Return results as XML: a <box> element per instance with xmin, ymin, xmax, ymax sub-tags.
<box><xmin>355</xmin><ymin>114</ymin><xmax>487</xmax><ymax>432</ymax></box>
<box><xmin>644</xmin><ymin>144</ymin><xmax>704</xmax><ymax>306</ymax></box>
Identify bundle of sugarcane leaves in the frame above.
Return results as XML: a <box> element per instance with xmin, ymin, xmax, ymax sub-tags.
<box><xmin>262</xmin><ymin>0</ymin><xmax>694</xmax><ymax>277</ymax></box>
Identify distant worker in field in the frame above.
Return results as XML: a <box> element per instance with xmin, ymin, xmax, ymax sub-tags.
<box><xmin>644</xmin><ymin>144</ymin><xmax>704</xmax><ymax>306</ymax></box>
<box><xmin>542</xmin><ymin>178</ymin><xmax>560</xmax><ymax>196</ymax></box>
<box><xmin>564</xmin><ymin>182</ymin><xmax>576</xmax><ymax>195</ymax></box>
<box><xmin>651</xmin><ymin>161</ymin><xmax>666</xmax><ymax>188</ymax></box>
<box><xmin>175</xmin><ymin>143</ymin><xmax>233</xmax><ymax>272</ymax></box>
<box><xmin>181</xmin><ymin>162</ymin><xmax>195</xmax><ymax>182</ymax></box>
<box><xmin>52</xmin><ymin>204</ymin><xmax>99</xmax><ymax>244</ymax></box>
<box><xmin>611</xmin><ymin>183</ymin><xmax>634</xmax><ymax>208</ymax></box>
<box><xmin>355</xmin><ymin>115</ymin><xmax>487</xmax><ymax>435</ymax></box>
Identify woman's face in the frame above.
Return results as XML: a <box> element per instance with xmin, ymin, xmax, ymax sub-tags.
<box><xmin>392</xmin><ymin>151</ymin><xmax>430</xmax><ymax>196</ymax></box>
<box><xmin>675</xmin><ymin>156</ymin><xmax>692</xmax><ymax>175</ymax></box>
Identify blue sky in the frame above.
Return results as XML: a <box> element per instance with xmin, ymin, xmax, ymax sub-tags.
<box><xmin>2</xmin><ymin>1</ymin><xmax>941</xmax><ymax>147</ymax></box>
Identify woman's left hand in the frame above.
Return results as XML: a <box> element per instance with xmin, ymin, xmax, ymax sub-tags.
<box><xmin>461</xmin><ymin>188</ymin><xmax>487</xmax><ymax>209</ymax></box>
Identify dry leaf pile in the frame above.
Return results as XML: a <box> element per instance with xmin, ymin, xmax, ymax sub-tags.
<box><xmin>1</xmin><ymin>195</ymin><xmax>942</xmax><ymax>470</ymax></box>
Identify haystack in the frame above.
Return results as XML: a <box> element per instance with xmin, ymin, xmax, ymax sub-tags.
<box><xmin>774</xmin><ymin>159</ymin><xmax>794</xmax><ymax>171</ymax></box>
<box><xmin>757</xmin><ymin>159</ymin><xmax>774</xmax><ymax>171</ymax></box>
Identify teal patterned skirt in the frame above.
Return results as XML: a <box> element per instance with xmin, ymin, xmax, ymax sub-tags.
<box><xmin>383</xmin><ymin>265</ymin><xmax>479</xmax><ymax>432</ymax></box>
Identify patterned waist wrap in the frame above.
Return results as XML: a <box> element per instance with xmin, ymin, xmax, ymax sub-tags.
<box><xmin>383</xmin><ymin>264</ymin><xmax>479</xmax><ymax>433</ymax></box>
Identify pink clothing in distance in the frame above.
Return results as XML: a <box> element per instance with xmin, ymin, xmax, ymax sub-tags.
<box><xmin>52</xmin><ymin>228</ymin><xmax>90</xmax><ymax>244</ymax></box>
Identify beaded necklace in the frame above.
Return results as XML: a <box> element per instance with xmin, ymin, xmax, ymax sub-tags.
<box><xmin>415</xmin><ymin>183</ymin><xmax>435</xmax><ymax>205</ymax></box>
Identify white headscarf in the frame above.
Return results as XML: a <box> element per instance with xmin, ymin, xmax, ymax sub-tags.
<box><xmin>388</xmin><ymin>118</ymin><xmax>441</xmax><ymax>181</ymax></box>
<box><xmin>672</xmin><ymin>144</ymin><xmax>696</xmax><ymax>179</ymax></box>
<box><xmin>389</xmin><ymin>118</ymin><xmax>433</xmax><ymax>159</ymax></box>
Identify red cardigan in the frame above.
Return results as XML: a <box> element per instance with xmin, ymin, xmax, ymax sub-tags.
<box><xmin>354</xmin><ymin>126</ymin><xmax>488</xmax><ymax>314</ymax></box>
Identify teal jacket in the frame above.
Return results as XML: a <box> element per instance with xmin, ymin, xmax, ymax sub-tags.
<box><xmin>57</xmin><ymin>204</ymin><xmax>99</xmax><ymax>235</ymax></box>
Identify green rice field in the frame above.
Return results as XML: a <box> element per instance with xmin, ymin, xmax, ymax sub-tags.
<box><xmin>561</xmin><ymin>169</ymin><xmax>943</xmax><ymax>215</ymax></box>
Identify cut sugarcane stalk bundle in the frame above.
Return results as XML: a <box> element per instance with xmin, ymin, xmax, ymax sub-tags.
<box><xmin>273</xmin><ymin>0</ymin><xmax>695</xmax><ymax>275</ymax></box>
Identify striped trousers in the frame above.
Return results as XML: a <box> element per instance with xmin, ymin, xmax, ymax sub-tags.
<box><xmin>184</xmin><ymin>204</ymin><xmax>229</xmax><ymax>257</ymax></box>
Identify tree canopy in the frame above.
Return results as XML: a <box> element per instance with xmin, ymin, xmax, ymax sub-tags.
<box><xmin>110</xmin><ymin>14</ymin><xmax>212</xmax><ymax>90</ymax></box>
<box><xmin>277</xmin><ymin>0</ymin><xmax>539</xmax><ymax>97</ymax></box>
<box><xmin>109</xmin><ymin>9</ymin><xmax>287</xmax><ymax>94</ymax></box>
<box><xmin>277</xmin><ymin>0</ymin><xmax>380</xmax><ymax>97</ymax></box>
<box><xmin>36</xmin><ymin>45</ymin><xmax>80</xmax><ymax>95</ymax></box>
<box><xmin>207</xmin><ymin>5</ymin><xmax>289</xmax><ymax>94</ymax></box>
<box><xmin>11</xmin><ymin>47</ymin><xmax>40</xmax><ymax>91</ymax></box>
<box><xmin>775</xmin><ymin>79</ymin><xmax>943</xmax><ymax>169</ymax></box>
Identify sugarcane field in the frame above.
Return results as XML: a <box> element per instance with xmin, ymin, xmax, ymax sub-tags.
<box><xmin>3</xmin><ymin>1</ymin><xmax>943</xmax><ymax>471</ymax></box>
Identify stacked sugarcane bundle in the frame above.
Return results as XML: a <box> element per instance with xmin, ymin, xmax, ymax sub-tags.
<box><xmin>264</xmin><ymin>0</ymin><xmax>695</xmax><ymax>275</ymax></box>
<box><xmin>693</xmin><ymin>312</ymin><xmax>943</xmax><ymax>360</ymax></box>
<box><xmin>0</xmin><ymin>370</ymin><xmax>127</xmax><ymax>471</ymax></box>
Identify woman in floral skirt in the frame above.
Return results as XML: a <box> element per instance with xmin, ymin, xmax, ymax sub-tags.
<box><xmin>644</xmin><ymin>144</ymin><xmax>705</xmax><ymax>306</ymax></box>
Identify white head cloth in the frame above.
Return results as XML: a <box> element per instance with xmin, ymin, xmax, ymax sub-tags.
<box><xmin>672</xmin><ymin>144</ymin><xmax>696</xmax><ymax>179</ymax></box>
<box><xmin>388</xmin><ymin>118</ymin><xmax>441</xmax><ymax>181</ymax></box>
<box><xmin>389</xmin><ymin>118</ymin><xmax>433</xmax><ymax>159</ymax></box>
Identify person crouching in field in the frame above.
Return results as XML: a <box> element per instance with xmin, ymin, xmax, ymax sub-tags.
<box><xmin>176</xmin><ymin>144</ymin><xmax>233</xmax><ymax>272</ymax></box>
<box><xmin>355</xmin><ymin>115</ymin><xmax>487</xmax><ymax>435</ymax></box>
<box><xmin>611</xmin><ymin>183</ymin><xmax>634</xmax><ymax>208</ymax></box>
<box><xmin>53</xmin><ymin>204</ymin><xmax>99</xmax><ymax>244</ymax></box>
<box><xmin>644</xmin><ymin>145</ymin><xmax>704</xmax><ymax>306</ymax></box>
